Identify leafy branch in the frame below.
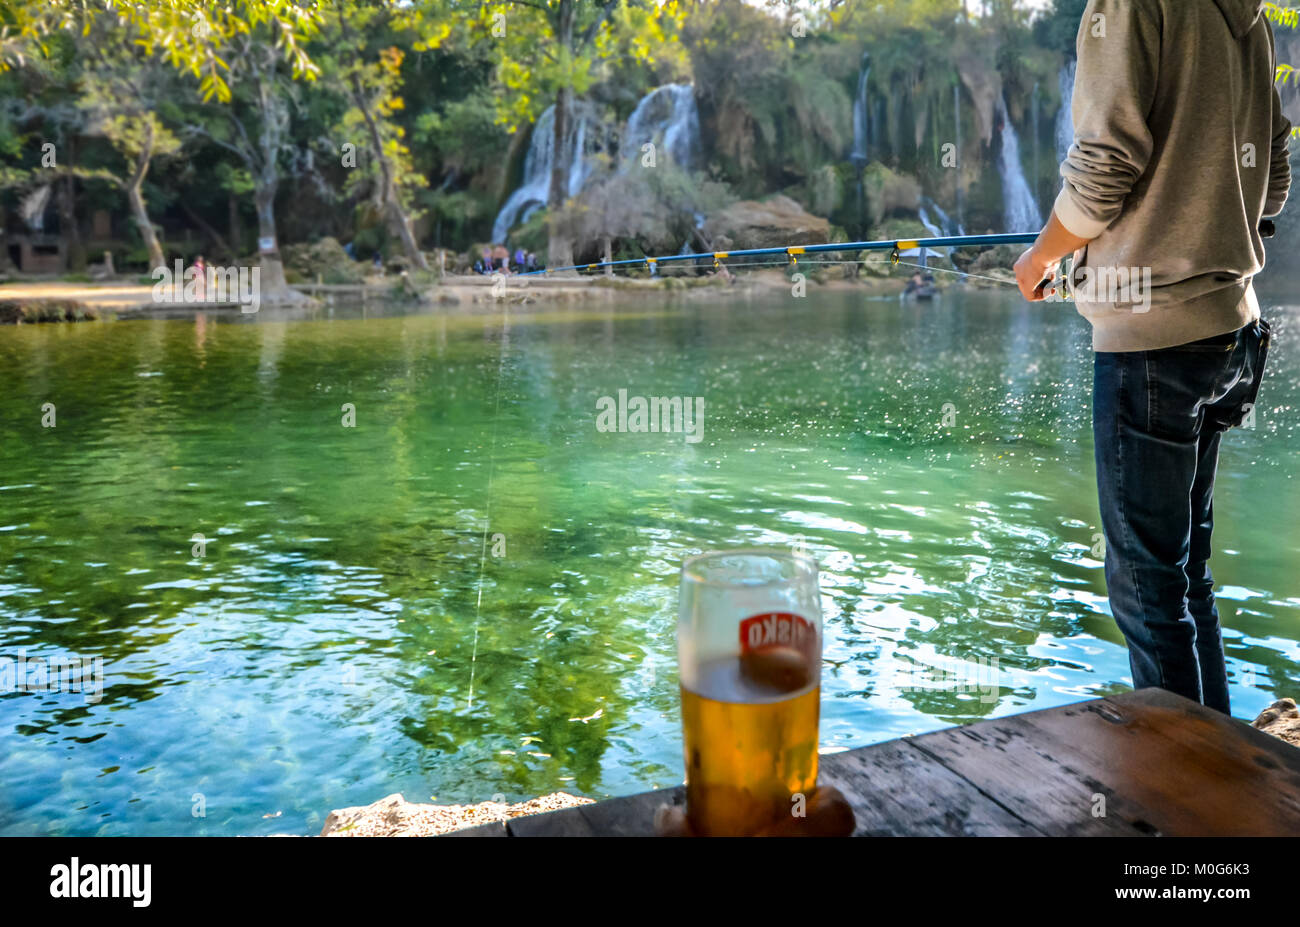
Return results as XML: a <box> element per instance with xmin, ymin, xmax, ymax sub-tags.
<box><xmin>1265</xmin><ymin>4</ymin><xmax>1300</xmax><ymax>139</ymax></box>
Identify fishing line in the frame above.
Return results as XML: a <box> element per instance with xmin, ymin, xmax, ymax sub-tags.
<box><xmin>467</xmin><ymin>302</ymin><xmax>510</xmax><ymax>710</ymax></box>
<box><xmin>889</xmin><ymin>259</ymin><xmax>1022</xmax><ymax>289</ymax></box>
<box><xmin>519</xmin><ymin>255</ymin><xmax>1027</xmax><ymax>289</ymax></box>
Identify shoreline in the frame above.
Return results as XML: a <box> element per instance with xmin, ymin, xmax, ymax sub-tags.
<box><xmin>0</xmin><ymin>268</ymin><xmax>954</xmax><ymax>322</ymax></box>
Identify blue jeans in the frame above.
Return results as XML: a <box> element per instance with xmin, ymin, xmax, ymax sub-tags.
<box><xmin>1093</xmin><ymin>320</ymin><xmax>1271</xmax><ymax>715</ymax></box>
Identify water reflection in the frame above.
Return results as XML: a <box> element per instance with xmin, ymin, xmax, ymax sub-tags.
<box><xmin>0</xmin><ymin>290</ymin><xmax>1296</xmax><ymax>835</ymax></box>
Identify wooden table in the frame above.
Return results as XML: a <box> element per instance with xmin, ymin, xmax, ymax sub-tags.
<box><xmin>447</xmin><ymin>688</ymin><xmax>1300</xmax><ymax>837</ymax></box>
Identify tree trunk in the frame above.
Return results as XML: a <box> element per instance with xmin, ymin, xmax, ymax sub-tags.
<box><xmin>348</xmin><ymin>75</ymin><xmax>429</xmax><ymax>272</ymax></box>
<box><xmin>228</xmin><ymin>192</ymin><xmax>242</xmax><ymax>256</ymax></box>
<box><xmin>602</xmin><ymin>235</ymin><xmax>612</xmax><ymax>277</ymax></box>
<box><xmin>0</xmin><ymin>201</ymin><xmax>13</xmax><ymax>273</ymax></box>
<box><xmin>546</xmin><ymin>83</ymin><xmax>575</xmax><ymax>270</ymax></box>
<box><xmin>127</xmin><ymin>181</ymin><xmax>165</xmax><ymax>271</ymax></box>
<box><xmin>388</xmin><ymin>200</ymin><xmax>427</xmax><ymax>271</ymax></box>
<box><xmin>254</xmin><ymin>179</ymin><xmax>294</xmax><ymax>301</ymax></box>
<box><xmin>59</xmin><ymin>160</ymin><xmax>86</xmax><ymax>271</ymax></box>
<box><xmin>125</xmin><ymin>127</ymin><xmax>165</xmax><ymax>271</ymax></box>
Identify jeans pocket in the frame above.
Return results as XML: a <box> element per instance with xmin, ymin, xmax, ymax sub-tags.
<box><xmin>1158</xmin><ymin>330</ymin><xmax>1239</xmax><ymax>353</ymax></box>
<box><xmin>1215</xmin><ymin>321</ymin><xmax>1270</xmax><ymax>431</ymax></box>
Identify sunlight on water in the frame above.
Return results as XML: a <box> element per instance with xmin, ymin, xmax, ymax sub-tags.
<box><xmin>0</xmin><ymin>289</ymin><xmax>1296</xmax><ymax>835</ymax></box>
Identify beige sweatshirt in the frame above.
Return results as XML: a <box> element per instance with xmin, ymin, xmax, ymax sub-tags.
<box><xmin>1056</xmin><ymin>0</ymin><xmax>1292</xmax><ymax>352</ymax></box>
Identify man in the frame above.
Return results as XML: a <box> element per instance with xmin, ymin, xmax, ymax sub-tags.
<box><xmin>1015</xmin><ymin>0</ymin><xmax>1291</xmax><ymax>714</ymax></box>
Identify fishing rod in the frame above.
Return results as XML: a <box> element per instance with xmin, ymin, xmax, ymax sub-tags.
<box><xmin>516</xmin><ymin>232</ymin><xmax>1040</xmax><ymax>278</ymax></box>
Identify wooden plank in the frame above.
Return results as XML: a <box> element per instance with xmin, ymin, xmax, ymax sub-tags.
<box><xmin>903</xmin><ymin>702</ymin><xmax>1150</xmax><ymax>836</ymax></box>
<box><xmin>506</xmin><ymin>786</ymin><xmax>684</xmax><ymax>837</ymax></box>
<box><xmin>576</xmin><ymin>786</ymin><xmax>685</xmax><ymax>837</ymax></box>
<box><xmin>1018</xmin><ymin>688</ymin><xmax>1300</xmax><ymax>836</ymax></box>
<box><xmin>818</xmin><ymin>740</ymin><xmax>1043</xmax><ymax>836</ymax></box>
<box><xmin>911</xmin><ymin>689</ymin><xmax>1300</xmax><ymax>836</ymax></box>
<box><xmin>443</xmin><ymin>690</ymin><xmax>1300</xmax><ymax>837</ymax></box>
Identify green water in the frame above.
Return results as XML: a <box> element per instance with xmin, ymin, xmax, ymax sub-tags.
<box><xmin>1</xmin><ymin>290</ymin><xmax>1297</xmax><ymax>836</ymax></box>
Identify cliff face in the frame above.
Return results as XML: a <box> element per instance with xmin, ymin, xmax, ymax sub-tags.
<box><xmin>703</xmin><ymin>195</ymin><xmax>832</xmax><ymax>251</ymax></box>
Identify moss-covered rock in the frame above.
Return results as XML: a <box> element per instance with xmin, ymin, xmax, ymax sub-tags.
<box><xmin>0</xmin><ymin>299</ymin><xmax>98</xmax><ymax>324</ymax></box>
<box><xmin>281</xmin><ymin>238</ymin><xmax>366</xmax><ymax>285</ymax></box>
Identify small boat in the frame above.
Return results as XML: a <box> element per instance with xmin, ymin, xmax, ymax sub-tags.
<box><xmin>903</xmin><ymin>272</ymin><xmax>937</xmax><ymax>301</ymax></box>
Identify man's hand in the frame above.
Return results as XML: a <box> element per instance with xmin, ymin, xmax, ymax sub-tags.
<box><xmin>654</xmin><ymin>785</ymin><xmax>856</xmax><ymax>837</ymax></box>
<box><xmin>1016</xmin><ymin>209</ymin><xmax>1094</xmax><ymax>302</ymax></box>
<box><xmin>1015</xmin><ymin>246</ymin><xmax>1058</xmax><ymax>302</ymax></box>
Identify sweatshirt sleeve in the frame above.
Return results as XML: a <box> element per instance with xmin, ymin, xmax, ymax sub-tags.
<box><xmin>1054</xmin><ymin>0</ymin><xmax>1161</xmax><ymax>239</ymax></box>
<box><xmin>1265</xmin><ymin>25</ymin><xmax>1293</xmax><ymax>218</ymax></box>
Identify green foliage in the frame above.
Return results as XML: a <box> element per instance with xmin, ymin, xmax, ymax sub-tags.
<box><xmin>1</xmin><ymin>0</ymin><xmax>321</xmax><ymax>102</ymax></box>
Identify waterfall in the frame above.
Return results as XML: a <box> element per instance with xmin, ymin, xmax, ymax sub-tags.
<box><xmin>492</xmin><ymin>84</ymin><xmax>700</xmax><ymax>244</ymax></box>
<box><xmin>491</xmin><ymin>105</ymin><xmax>596</xmax><ymax>244</ymax></box>
<box><xmin>996</xmin><ymin>93</ymin><xmax>1042</xmax><ymax>233</ymax></box>
<box><xmin>1056</xmin><ymin>58</ymin><xmax>1077</xmax><ymax>164</ymax></box>
<box><xmin>623</xmin><ymin>83</ymin><xmax>700</xmax><ymax>171</ymax></box>
<box><xmin>850</xmin><ymin>54</ymin><xmax>870</xmax><ymax>165</ymax></box>
<box><xmin>953</xmin><ymin>83</ymin><xmax>964</xmax><ymax>231</ymax></box>
<box><xmin>919</xmin><ymin>197</ymin><xmax>964</xmax><ymax>238</ymax></box>
<box><xmin>1030</xmin><ymin>82</ymin><xmax>1041</xmax><ymax>207</ymax></box>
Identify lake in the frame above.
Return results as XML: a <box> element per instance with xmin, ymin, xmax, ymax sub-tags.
<box><xmin>1</xmin><ymin>286</ymin><xmax>1297</xmax><ymax>835</ymax></box>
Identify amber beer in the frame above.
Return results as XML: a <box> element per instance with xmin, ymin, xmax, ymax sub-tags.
<box><xmin>678</xmin><ymin>551</ymin><xmax>823</xmax><ymax>837</ymax></box>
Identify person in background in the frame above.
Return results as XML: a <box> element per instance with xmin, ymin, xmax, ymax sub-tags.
<box><xmin>1014</xmin><ymin>0</ymin><xmax>1291</xmax><ymax>715</ymax></box>
<box><xmin>193</xmin><ymin>254</ymin><xmax>206</xmax><ymax>300</ymax></box>
<box><xmin>372</xmin><ymin>252</ymin><xmax>384</xmax><ymax>274</ymax></box>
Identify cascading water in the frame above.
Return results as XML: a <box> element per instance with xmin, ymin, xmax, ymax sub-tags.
<box><xmin>1030</xmin><ymin>82</ymin><xmax>1041</xmax><ymax>207</ymax></box>
<box><xmin>954</xmin><ymin>83</ymin><xmax>965</xmax><ymax>231</ymax></box>
<box><xmin>850</xmin><ymin>54</ymin><xmax>870</xmax><ymax>166</ymax></box>
<box><xmin>492</xmin><ymin>84</ymin><xmax>701</xmax><ymax>244</ymax></box>
<box><xmin>1056</xmin><ymin>58</ymin><xmax>1077</xmax><ymax>163</ymax></box>
<box><xmin>490</xmin><ymin>105</ymin><xmax>595</xmax><ymax>245</ymax></box>
<box><xmin>996</xmin><ymin>93</ymin><xmax>1042</xmax><ymax>233</ymax></box>
<box><xmin>623</xmin><ymin>83</ymin><xmax>700</xmax><ymax>171</ymax></box>
<box><xmin>919</xmin><ymin>197</ymin><xmax>964</xmax><ymax>238</ymax></box>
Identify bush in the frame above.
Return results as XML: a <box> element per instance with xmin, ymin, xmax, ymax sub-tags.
<box><xmin>281</xmin><ymin>238</ymin><xmax>366</xmax><ymax>285</ymax></box>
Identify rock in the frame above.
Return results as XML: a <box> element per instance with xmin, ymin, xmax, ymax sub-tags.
<box><xmin>280</xmin><ymin>237</ymin><xmax>365</xmax><ymax>285</ymax></box>
<box><xmin>319</xmin><ymin>791</ymin><xmax>595</xmax><ymax>837</ymax></box>
<box><xmin>1251</xmin><ymin>698</ymin><xmax>1300</xmax><ymax>748</ymax></box>
<box><xmin>703</xmin><ymin>195</ymin><xmax>830</xmax><ymax>251</ymax></box>
<box><xmin>0</xmin><ymin>299</ymin><xmax>97</xmax><ymax>324</ymax></box>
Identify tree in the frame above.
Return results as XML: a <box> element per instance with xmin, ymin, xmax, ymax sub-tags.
<box><xmin>77</xmin><ymin>24</ymin><xmax>185</xmax><ymax>271</ymax></box>
<box><xmin>1266</xmin><ymin>4</ymin><xmax>1300</xmax><ymax>140</ymax></box>
<box><xmin>1</xmin><ymin>0</ymin><xmax>320</xmax><ymax>104</ymax></box>
<box><xmin>318</xmin><ymin>0</ymin><xmax>456</xmax><ymax>273</ymax></box>
<box><xmin>482</xmin><ymin>0</ymin><xmax>686</xmax><ymax>268</ymax></box>
<box><xmin>179</xmin><ymin>9</ymin><xmax>324</xmax><ymax>302</ymax></box>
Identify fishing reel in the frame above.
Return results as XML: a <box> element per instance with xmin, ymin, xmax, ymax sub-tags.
<box><xmin>1034</xmin><ymin>255</ymin><xmax>1075</xmax><ymax>302</ymax></box>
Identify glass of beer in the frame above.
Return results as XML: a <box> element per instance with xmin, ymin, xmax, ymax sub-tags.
<box><xmin>678</xmin><ymin>548</ymin><xmax>822</xmax><ymax>836</ymax></box>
